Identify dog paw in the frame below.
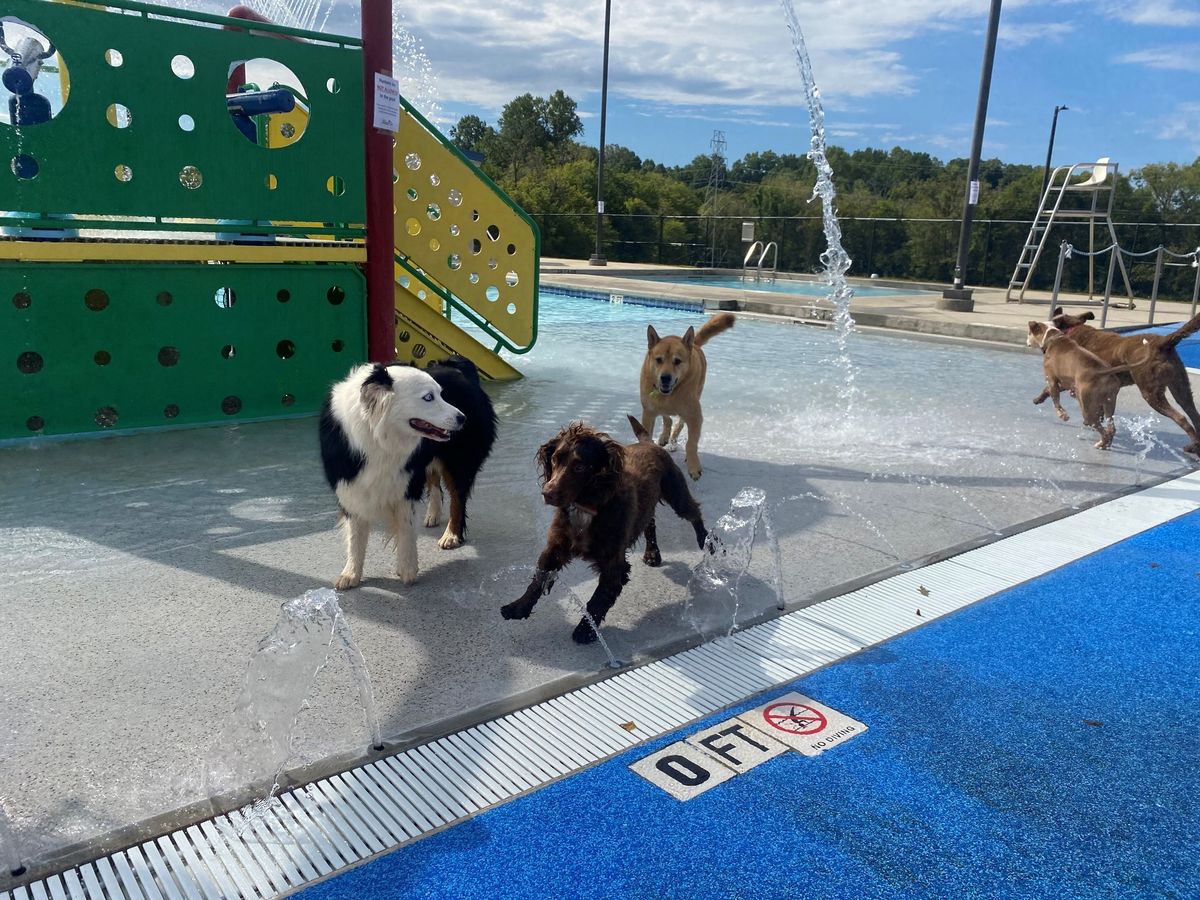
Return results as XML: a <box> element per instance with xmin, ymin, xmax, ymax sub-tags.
<box><xmin>572</xmin><ymin>619</ymin><xmax>600</xmax><ymax>644</ymax></box>
<box><xmin>500</xmin><ymin>600</ymin><xmax>532</xmax><ymax>620</ymax></box>
<box><xmin>1057</xmin><ymin>411</ymin><xmax>1070</xmax><ymax>422</ymax></box>
<box><xmin>423</xmin><ymin>511</ymin><xmax>440</xmax><ymax>528</ymax></box>
<box><xmin>438</xmin><ymin>531</ymin><xmax>462</xmax><ymax>550</ymax></box>
<box><xmin>395</xmin><ymin>564</ymin><xmax>418</xmax><ymax>585</ymax></box>
<box><xmin>688</xmin><ymin>466</ymin><xmax>702</xmax><ymax>480</ymax></box>
<box><xmin>657</xmin><ymin>435</ymin><xmax>670</xmax><ymax>447</ymax></box>
<box><xmin>1032</xmin><ymin>395</ymin><xmax>1045</xmax><ymax>405</ymax></box>
<box><xmin>334</xmin><ymin>573</ymin><xmax>361</xmax><ymax>591</ymax></box>
<box><xmin>643</xmin><ymin>547</ymin><xmax>662</xmax><ymax>567</ymax></box>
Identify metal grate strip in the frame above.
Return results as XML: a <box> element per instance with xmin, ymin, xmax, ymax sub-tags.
<box><xmin>8</xmin><ymin>473</ymin><xmax>1197</xmax><ymax>899</ymax></box>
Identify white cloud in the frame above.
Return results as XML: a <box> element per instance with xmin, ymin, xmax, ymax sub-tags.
<box><xmin>1115</xmin><ymin>45</ymin><xmax>1200</xmax><ymax>72</ymax></box>
<box><xmin>1100</xmin><ymin>1</ymin><xmax>1200</xmax><ymax>27</ymax></box>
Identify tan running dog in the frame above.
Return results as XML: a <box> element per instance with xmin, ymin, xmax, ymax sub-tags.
<box><xmin>1028</xmin><ymin>321</ymin><xmax>1132</xmax><ymax>449</ymax></box>
<box><xmin>1050</xmin><ymin>307</ymin><xmax>1200</xmax><ymax>455</ymax></box>
<box><xmin>640</xmin><ymin>312</ymin><xmax>735</xmax><ymax>480</ymax></box>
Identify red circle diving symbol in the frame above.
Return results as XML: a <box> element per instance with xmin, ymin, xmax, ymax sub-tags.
<box><xmin>762</xmin><ymin>702</ymin><xmax>828</xmax><ymax>735</ymax></box>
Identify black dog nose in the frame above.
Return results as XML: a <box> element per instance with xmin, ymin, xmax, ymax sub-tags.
<box><xmin>660</xmin><ymin>376</ymin><xmax>671</xmax><ymax>387</ymax></box>
<box><xmin>455</xmin><ymin>412</ymin><xmax>466</xmax><ymax>427</ymax></box>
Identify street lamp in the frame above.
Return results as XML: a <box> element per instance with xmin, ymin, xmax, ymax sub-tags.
<box><xmin>940</xmin><ymin>0</ymin><xmax>1003</xmax><ymax>310</ymax></box>
<box><xmin>1040</xmin><ymin>104</ymin><xmax>1068</xmax><ymax>200</ymax></box>
<box><xmin>589</xmin><ymin>0</ymin><xmax>612</xmax><ymax>266</ymax></box>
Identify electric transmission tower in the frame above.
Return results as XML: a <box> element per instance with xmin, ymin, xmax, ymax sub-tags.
<box><xmin>704</xmin><ymin>130</ymin><xmax>726</xmax><ymax>267</ymax></box>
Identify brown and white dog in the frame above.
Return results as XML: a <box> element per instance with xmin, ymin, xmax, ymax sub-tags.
<box><xmin>640</xmin><ymin>312</ymin><xmax>735</xmax><ymax>480</ymax></box>
<box><xmin>1050</xmin><ymin>307</ymin><xmax>1200</xmax><ymax>454</ymax></box>
<box><xmin>1028</xmin><ymin>321</ymin><xmax>1131</xmax><ymax>449</ymax></box>
<box><xmin>500</xmin><ymin>417</ymin><xmax>707</xmax><ymax>644</ymax></box>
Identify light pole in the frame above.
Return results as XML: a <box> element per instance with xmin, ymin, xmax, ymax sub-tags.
<box><xmin>940</xmin><ymin>0</ymin><xmax>1003</xmax><ymax>310</ymax></box>
<box><xmin>589</xmin><ymin>0</ymin><xmax>612</xmax><ymax>266</ymax></box>
<box><xmin>1040</xmin><ymin>104</ymin><xmax>1068</xmax><ymax>199</ymax></box>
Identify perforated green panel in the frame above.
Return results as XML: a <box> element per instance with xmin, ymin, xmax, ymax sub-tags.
<box><xmin>4</xmin><ymin>262</ymin><xmax>366</xmax><ymax>439</ymax></box>
<box><xmin>1</xmin><ymin>0</ymin><xmax>365</xmax><ymax>235</ymax></box>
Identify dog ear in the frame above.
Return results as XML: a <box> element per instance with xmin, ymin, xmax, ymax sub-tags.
<box><xmin>601</xmin><ymin>438</ymin><xmax>625</xmax><ymax>478</ymax></box>
<box><xmin>1082</xmin><ymin>311</ymin><xmax>1095</xmax><ymax>321</ymax></box>
<box><xmin>681</xmin><ymin>326</ymin><xmax>696</xmax><ymax>350</ymax></box>
<box><xmin>1052</xmin><ymin>306</ymin><xmax>1063</xmax><ymax>316</ymax></box>
<box><xmin>646</xmin><ymin>325</ymin><xmax>660</xmax><ymax>349</ymax></box>
<box><xmin>535</xmin><ymin>434</ymin><xmax>561</xmax><ymax>483</ymax></box>
<box><xmin>360</xmin><ymin>364</ymin><xmax>395</xmax><ymax>427</ymax></box>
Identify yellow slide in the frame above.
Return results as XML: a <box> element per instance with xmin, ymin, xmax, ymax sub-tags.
<box><xmin>391</xmin><ymin>99</ymin><xmax>539</xmax><ymax>382</ymax></box>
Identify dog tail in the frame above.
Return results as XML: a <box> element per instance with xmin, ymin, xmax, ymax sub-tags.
<box><xmin>627</xmin><ymin>415</ymin><xmax>653</xmax><ymax>444</ymax></box>
<box><xmin>1161</xmin><ymin>310</ymin><xmax>1200</xmax><ymax>351</ymax></box>
<box><xmin>1095</xmin><ymin>363</ymin><xmax>1133</xmax><ymax>377</ymax></box>
<box><xmin>695</xmin><ymin>312</ymin><xmax>735</xmax><ymax>347</ymax></box>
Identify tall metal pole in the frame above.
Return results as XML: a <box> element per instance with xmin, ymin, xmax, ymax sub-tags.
<box><xmin>363</xmin><ymin>0</ymin><xmax>396</xmax><ymax>361</ymax></box>
<box><xmin>1040</xmin><ymin>104</ymin><xmax>1068</xmax><ymax>199</ymax></box>
<box><xmin>941</xmin><ymin>0</ymin><xmax>1003</xmax><ymax>307</ymax></box>
<box><xmin>589</xmin><ymin>0</ymin><xmax>612</xmax><ymax>266</ymax></box>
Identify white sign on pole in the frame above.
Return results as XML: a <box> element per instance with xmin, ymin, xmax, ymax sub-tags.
<box><xmin>373</xmin><ymin>73</ymin><xmax>401</xmax><ymax>133</ymax></box>
<box><xmin>968</xmin><ymin>180</ymin><xmax>980</xmax><ymax>205</ymax></box>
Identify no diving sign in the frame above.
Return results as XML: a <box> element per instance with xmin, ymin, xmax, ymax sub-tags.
<box><xmin>630</xmin><ymin>693</ymin><xmax>867</xmax><ymax>800</ymax></box>
<box><xmin>738</xmin><ymin>692</ymin><xmax>867</xmax><ymax>757</ymax></box>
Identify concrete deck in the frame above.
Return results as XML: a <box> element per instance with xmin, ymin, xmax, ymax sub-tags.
<box><xmin>2</xmin><ymin>271</ymin><xmax>1198</xmax><ymax>885</ymax></box>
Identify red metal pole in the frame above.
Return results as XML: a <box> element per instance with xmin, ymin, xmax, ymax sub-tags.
<box><xmin>362</xmin><ymin>0</ymin><xmax>395</xmax><ymax>362</ymax></box>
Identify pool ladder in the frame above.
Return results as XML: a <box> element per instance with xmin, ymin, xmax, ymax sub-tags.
<box><xmin>742</xmin><ymin>240</ymin><xmax>778</xmax><ymax>284</ymax></box>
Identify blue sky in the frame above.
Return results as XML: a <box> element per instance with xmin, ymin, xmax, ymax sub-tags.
<box><xmin>195</xmin><ymin>1</ymin><xmax>1199</xmax><ymax>172</ymax></box>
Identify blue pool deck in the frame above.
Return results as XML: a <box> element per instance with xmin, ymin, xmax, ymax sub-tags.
<box><xmin>296</xmin><ymin>508</ymin><xmax>1200</xmax><ymax>898</ymax></box>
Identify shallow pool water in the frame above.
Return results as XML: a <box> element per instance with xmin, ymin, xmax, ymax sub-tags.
<box><xmin>627</xmin><ymin>274</ymin><xmax>931</xmax><ymax>298</ymax></box>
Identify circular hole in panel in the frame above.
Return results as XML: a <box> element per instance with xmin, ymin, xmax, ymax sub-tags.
<box><xmin>447</xmin><ymin>254</ymin><xmax>461</xmax><ymax>270</ymax></box>
<box><xmin>486</xmin><ymin>224</ymin><xmax>500</xmax><ymax>241</ymax></box>
<box><xmin>11</xmin><ymin>155</ymin><xmax>38</xmax><ymax>179</ymax></box>
<box><xmin>470</xmin><ymin>238</ymin><xmax>481</xmax><ymax>255</ymax></box>
<box><xmin>26</xmin><ymin>415</ymin><xmax>44</xmax><ymax>432</ymax></box>
<box><xmin>214</xmin><ymin>287</ymin><xmax>236</xmax><ymax>309</ymax></box>
<box><xmin>17</xmin><ymin>351</ymin><xmax>43</xmax><ymax>374</ymax></box>
<box><xmin>277</xmin><ymin>289</ymin><xmax>290</xmax><ymax>303</ymax></box>
<box><xmin>406</xmin><ymin>187</ymin><xmax>418</xmax><ymax>201</ymax></box>
<box><xmin>392</xmin><ymin>168</ymin><xmax>399</xmax><ymax>184</ymax></box>
<box><xmin>326</xmin><ymin>77</ymin><xmax>340</xmax><ymax>93</ymax></box>
<box><xmin>228</xmin><ymin>59</ymin><xmax>308</xmax><ymax>146</ymax></box>
<box><xmin>507</xmin><ymin>243</ymin><xmax>517</xmax><ymax>255</ymax></box>
<box><xmin>179</xmin><ymin>165</ymin><xmax>203</xmax><ymax>189</ymax></box>
<box><xmin>13</xmin><ymin>291</ymin><xmax>31</xmax><ymax>309</ymax></box>
<box><xmin>506</xmin><ymin>302</ymin><xmax>517</xmax><ymax>315</ymax></box>
<box><xmin>468</xmin><ymin>273</ymin><xmax>479</xmax><ymax>284</ymax></box>
<box><xmin>485</xmin><ymin>286</ymin><xmax>499</xmax><ymax>302</ymax></box>
<box><xmin>417</xmin><ymin>290</ymin><xmax>427</xmax><ymax>300</ymax></box>
<box><xmin>84</xmin><ymin>289</ymin><xmax>109</xmax><ymax>311</ymax></box>
<box><xmin>397</xmin><ymin>329</ymin><xmax>411</xmax><ymax>344</ymax></box>
<box><xmin>178</xmin><ymin>114</ymin><xmax>195</xmax><ymax>132</ymax></box>
<box><xmin>505</xmin><ymin>270</ymin><xmax>519</xmax><ymax>287</ymax></box>
<box><xmin>449</xmin><ymin>224</ymin><xmax>460</xmax><ymax>236</ymax></box>
<box><xmin>157</xmin><ymin>346</ymin><xmax>180</xmax><ymax>366</ymax></box>
<box><xmin>164</xmin><ymin>404</ymin><xmax>180</xmax><ymax>419</ymax></box>
<box><xmin>105</xmin><ymin>48</ymin><xmax>123</xmax><ymax>67</ymax></box>
<box><xmin>327</xmin><ymin>286</ymin><xmax>345</xmax><ymax>305</ymax></box>
<box><xmin>276</xmin><ymin>339</ymin><xmax>296</xmax><ymax>359</ymax></box>
<box><xmin>171</xmin><ymin>55</ymin><xmax>195</xmax><ymax>78</ymax></box>
<box><xmin>114</xmin><ymin>164</ymin><xmax>133</xmax><ymax>182</ymax></box>
<box><xmin>428</xmin><ymin>238</ymin><xmax>440</xmax><ymax>252</ymax></box>
<box><xmin>156</xmin><ymin>291</ymin><xmax>172</xmax><ymax>306</ymax></box>
<box><xmin>405</xmin><ymin>152</ymin><xmax>421</xmax><ymax>170</ymax></box>
<box><xmin>281</xmin><ymin>393</ymin><xmax>295</xmax><ymax>407</ymax></box>
<box><xmin>106</xmin><ymin>103</ymin><xmax>131</xmax><ymax>129</ymax></box>
<box><xmin>405</xmin><ymin>218</ymin><xmax>421</xmax><ymax>236</ymax></box>
<box><xmin>399</xmin><ymin>275</ymin><xmax>411</xmax><ymax>288</ymax></box>
<box><xmin>429</xmin><ymin>173</ymin><xmax>440</xmax><ymax>186</ymax></box>
<box><xmin>221</xmin><ymin>344</ymin><xmax>236</xmax><ymax>359</ymax></box>
<box><xmin>327</xmin><ymin>176</ymin><xmax>346</xmax><ymax>196</ymax></box>
<box><xmin>0</xmin><ymin>22</ymin><xmax>68</xmax><ymax>124</ymax></box>
<box><xmin>265</xmin><ymin>173</ymin><xmax>278</xmax><ymax>190</ymax></box>
<box><xmin>94</xmin><ymin>350</ymin><xmax>111</xmax><ymax>366</ymax></box>
<box><xmin>471</xmin><ymin>209</ymin><xmax>480</xmax><ymax>222</ymax></box>
<box><xmin>221</xmin><ymin>396</ymin><xmax>242</xmax><ymax>415</ymax></box>
<box><xmin>448</xmin><ymin>189</ymin><xmax>463</xmax><ymax>207</ymax></box>
<box><xmin>426</xmin><ymin>203</ymin><xmax>441</xmax><ymax>221</ymax></box>
<box><xmin>331</xmin><ymin>339</ymin><xmax>345</xmax><ymax>352</ymax></box>
<box><xmin>95</xmin><ymin>406</ymin><xmax>119</xmax><ymax>428</ymax></box>
<box><xmin>487</xmin><ymin>258</ymin><xmax>498</xmax><ymax>270</ymax></box>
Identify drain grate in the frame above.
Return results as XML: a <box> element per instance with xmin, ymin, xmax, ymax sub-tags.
<box><xmin>5</xmin><ymin>470</ymin><xmax>1198</xmax><ymax>900</ymax></box>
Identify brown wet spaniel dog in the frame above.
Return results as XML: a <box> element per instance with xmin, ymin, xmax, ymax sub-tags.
<box><xmin>501</xmin><ymin>416</ymin><xmax>708</xmax><ymax>644</ymax></box>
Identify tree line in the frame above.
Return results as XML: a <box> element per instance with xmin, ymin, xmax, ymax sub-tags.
<box><xmin>451</xmin><ymin>91</ymin><xmax>1200</xmax><ymax>300</ymax></box>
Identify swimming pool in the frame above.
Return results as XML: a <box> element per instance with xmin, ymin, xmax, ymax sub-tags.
<box><xmin>631</xmin><ymin>274</ymin><xmax>933</xmax><ymax>297</ymax></box>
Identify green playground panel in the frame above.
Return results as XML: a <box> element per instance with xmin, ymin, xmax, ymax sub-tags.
<box><xmin>4</xmin><ymin>262</ymin><xmax>366</xmax><ymax>439</ymax></box>
<box><xmin>1</xmin><ymin>0</ymin><xmax>365</xmax><ymax>235</ymax></box>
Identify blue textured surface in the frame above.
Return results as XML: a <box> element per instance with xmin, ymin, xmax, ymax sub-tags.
<box><xmin>301</xmin><ymin>511</ymin><xmax>1200</xmax><ymax>899</ymax></box>
<box><xmin>1128</xmin><ymin>320</ymin><xmax>1200</xmax><ymax>368</ymax></box>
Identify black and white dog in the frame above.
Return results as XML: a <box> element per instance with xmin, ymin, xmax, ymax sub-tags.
<box><xmin>319</xmin><ymin>361</ymin><xmax>465</xmax><ymax>588</ymax></box>
<box><xmin>404</xmin><ymin>356</ymin><xmax>498</xmax><ymax>550</ymax></box>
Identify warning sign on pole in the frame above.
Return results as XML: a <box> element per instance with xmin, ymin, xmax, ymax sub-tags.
<box><xmin>737</xmin><ymin>692</ymin><xmax>867</xmax><ymax>756</ymax></box>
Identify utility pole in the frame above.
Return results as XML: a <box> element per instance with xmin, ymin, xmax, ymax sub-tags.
<box><xmin>589</xmin><ymin>0</ymin><xmax>612</xmax><ymax>266</ymax></box>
